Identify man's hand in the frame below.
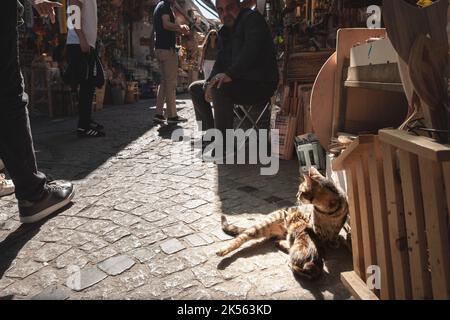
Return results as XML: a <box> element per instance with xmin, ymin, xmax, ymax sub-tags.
<box><xmin>204</xmin><ymin>83</ymin><xmax>214</xmax><ymax>103</ymax></box>
<box><xmin>79</xmin><ymin>37</ymin><xmax>91</xmax><ymax>53</ymax></box>
<box><xmin>179</xmin><ymin>24</ymin><xmax>190</xmax><ymax>36</ymax></box>
<box><xmin>211</xmin><ymin>73</ymin><xmax>232</xmax><ymax>89</ymax></box>
<box><xmin>32</xmin><ymin>0</ymin><xmax>62</xmax><ymax>24</ymax></box>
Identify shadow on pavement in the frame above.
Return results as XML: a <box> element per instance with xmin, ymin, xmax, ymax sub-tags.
<box><xmin>29</xmin><ymin>97</ymin><xmax>186</xmax><ymax>182</ymax></box>
<box><xmin>0</xmin><ymin>203</ymin><xmax>73</xmax><ymax>279</ymax></box>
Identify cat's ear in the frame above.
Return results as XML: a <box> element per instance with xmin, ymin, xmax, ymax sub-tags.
<box><xmin>303</xmin><ymin>173</ymin><xmax>313</xmax><ymax>188</ymax></box>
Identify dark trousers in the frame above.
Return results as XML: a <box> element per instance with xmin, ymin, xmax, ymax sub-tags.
<box><xmin>66</xmin><ymin>44</ymin><xmax>96</xmax><ymax>129</ymax></box>
<box><xmin>189</xmin><ymin>79</ymin><xmax>277</xmax><ymax>135</ymax></box>
<box><xmin>0</xmin><ymin>1</ymin><xmax>46</xmax><ymax>201</ymax></box>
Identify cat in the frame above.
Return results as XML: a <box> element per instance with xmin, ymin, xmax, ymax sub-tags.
<box><xmin>216</xmin><ymin>167</ymin><xmax>349</xmax><ymax>280</ymax></box>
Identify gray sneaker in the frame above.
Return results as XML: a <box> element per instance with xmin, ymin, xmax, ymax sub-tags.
<box><xmin>19</xmin><ymin>180</ymin><xmax>74</xmax><ymax>224</ymax></box>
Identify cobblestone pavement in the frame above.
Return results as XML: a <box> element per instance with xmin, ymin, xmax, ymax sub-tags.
<box><xmin>0</xmin><ymin>96</ymin><xmax>352</xmax><ymax>300</ymax></box>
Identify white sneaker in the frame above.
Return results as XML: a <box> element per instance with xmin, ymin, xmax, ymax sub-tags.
<box><xmin>0</xmin><ymin>174</ymin><xmax>15</xmax><ymax>197</ymax></box>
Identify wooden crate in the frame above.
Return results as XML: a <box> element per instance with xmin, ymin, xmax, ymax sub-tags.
<box><xmin>333</xmin><ymin>130</ymin><xmax>450</xmax><ymax>300</ymax></box>
<box><xmin>286</xmin><ymin>50</ymin><xmax>333</xmax><ymax>84</ymax></box>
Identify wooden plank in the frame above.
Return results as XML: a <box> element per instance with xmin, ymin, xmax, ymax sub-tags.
<box><xmin>418</xmin><ymin>158</ymin><xmax>450</xmax><ymax>300</ymax></box>
<box><xmin>344</xmin><ymin>80</ymin><xmax>404</xmax><ymax>93</ymax></box>
<box><xmin>443</xmin><ymin>162</ymin><xmax>450</xmax><ymax>233</ymax></box>
<box><xmin>332</xmin><ymin>135</ymin><xmax>376</xmax><ymax>171</ymax></box>
<box><xmin>355</xmin><ymin>152</ymin><xmax>377</xmax><ymax>281</ymax></box>
<box><xmin>367</xmin><ymin>139</ymin><xmax>394</xmax><ymax>300</ymax></box>
<box><xmin>398</xmin><ymin>150</ymin><xmax>433</xmax><ymax>300</ymax></box>
<box><xmin>343</xmin><ymin>88</ymin><xmax>408</xmax><ymax>135</ymax></box>
<box><xmin>310</xmin><ymin>52</ymin><xmax>336</xmax><ymax>150</ymax></box>
<box><xmin>380</xmin><ymin>142</ymin><xmax>412</xmax><ymax>299</ymax></box>
<box><xmin>345</xmin><ymin>163</ymin><xmax>365</xmax><ymax>278</ymax></box>
<box><xmin>341</xmin><ymin>271</ymin><xmax>379</xmax><ymax>300</ymax></box>
<box><xmin>380</xmin><ymin>129</ymin><xmax>450</xmax><ymax>162</ymax></box>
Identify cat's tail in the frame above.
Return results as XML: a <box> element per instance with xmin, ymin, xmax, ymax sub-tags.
<box><xmin>221</xmin><ymin>215</ymin><xmax>246</xmax><ymax>236</ymax></box>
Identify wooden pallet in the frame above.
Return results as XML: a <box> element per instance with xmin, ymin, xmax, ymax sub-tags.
<box><xmin>333</xmin><ymin>130</ymin><xmax>450</xmax><ymax>300</ymax></box>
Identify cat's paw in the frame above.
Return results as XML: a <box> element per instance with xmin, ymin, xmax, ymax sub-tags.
<box><xmin>216</xmin><ymin>248</ymin><xmax>228</xmax><ymax>257</ymax></box>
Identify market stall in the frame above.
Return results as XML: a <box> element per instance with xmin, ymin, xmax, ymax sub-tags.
<box><xmin>18</xmin><ymin>0</ymin><xmax>215</xmax><ymax>117</ymax></box>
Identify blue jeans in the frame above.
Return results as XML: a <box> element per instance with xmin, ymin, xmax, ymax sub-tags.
<box><xmin>0</xmin><ymin>1</ymin><xmax>46</xmax><ymax>201</ymax></box>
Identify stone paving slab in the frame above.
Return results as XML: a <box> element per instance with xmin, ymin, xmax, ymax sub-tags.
<box><xmin>0</xmin><ymin>97</ymin><xmax>352</xmax><ymax>300</ymax></box>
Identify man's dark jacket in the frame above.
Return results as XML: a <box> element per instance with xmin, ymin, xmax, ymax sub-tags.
<box><xmin>209</xmin><ymin>8</ymin><xmax>278</xmax><ymax>85</ymax></box>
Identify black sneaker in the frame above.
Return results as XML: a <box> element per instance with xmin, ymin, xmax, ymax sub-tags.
<box><xmin>77</xmin><ymin>128</ymin><xmax>106</xmax><ymax>138</ymax></box>
<box><xmin>167</xmin><ymin>116</ymin><xmax>188</xmax><ymax>124</ymax></box>
<box><xmin>19</xmin><ymin>180</ymin><xmax>75</xmax><ymax>224</ymax></box>
<box><xmin>153</xmin><ymin>114</ymin><xmax>166</xmax><ymax>124</ymax></box>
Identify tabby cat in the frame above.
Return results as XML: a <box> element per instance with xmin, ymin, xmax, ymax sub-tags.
<box><xmin>216</xmin><ymin>167</ymin><xmax>349</xmax><ymax>280</ymax></box>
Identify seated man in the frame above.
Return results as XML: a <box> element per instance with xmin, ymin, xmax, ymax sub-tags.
<box><xmin>189</xmin><ymin>0</ymin><xmax>278</xmax><ymax>149</ymax></box>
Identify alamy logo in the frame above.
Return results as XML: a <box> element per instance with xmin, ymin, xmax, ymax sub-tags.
<box><xmin>170</xmin><ymin>123</ymin><xmax>280</xmax><ymax>176</ymax></box>
<box><xmin>367</xmin><ymin>5</ymin><xmax>381</xmax><ymax>29</ymax></box>
<box><xmin>366</xmin><ymin>265</ymin><xmax>381</xmax><ymax>290</ymax></box>
<box><xmin>67</xmin><ymin>5</ymin><xmax>81</xmax><ymax>30</ymax></box>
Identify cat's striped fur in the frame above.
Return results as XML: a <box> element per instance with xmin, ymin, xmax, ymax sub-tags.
<box><xmin>216</xmin><ymin>167</ymin><xmax>348</xmax><ymax>280</ymax></box>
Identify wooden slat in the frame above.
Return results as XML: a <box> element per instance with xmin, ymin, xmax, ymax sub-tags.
<box><xmin>332</xmin><ymin>135</ymin><xmax>376</xmax><ymax>171</ymax></box>
<box><xmin>443</xmin><ymin>162</ymin><xmax>450</xmax><ymax>233</ymax></box>
<box><xmin>398</xmin><ymin>150</ymin><xmax>433</xmax><ymax>299</ymax></box>
<box><xmin>418</xmin><ymin>158</ymin><xmax>450</xmax><ymax>300</ymax></box>
<box><xmin>380</xmin><ymin>142</ymin><xmax>412</xmax><ymax>299</ymax></box>
<box><xmin>379</xmin><ymin>129</ymin><xmax>450</xmax><ymax>162</ymax></box>
<box><xmin>367</xmin><ymin>139</ymin><xmax>394</xmax><ymax>300</ymax></box>
<box><xmin>355</xmin><ymin>153</ymin><xmax>377</xmax><ymax>283</ymax></box>
<box><xmin>345</xmin><ymin>163</ymin><xmax>365</xmax><ymax>278</ymax></box>
<box><xmin>344</xmin><ymin>80</ymin><xmax>404</xmax><ymax>93</ymax></box>
<box><xmin>341</xmin><ymin>271</ymin><xmax>379</xmax><ymax>300</ymax></box>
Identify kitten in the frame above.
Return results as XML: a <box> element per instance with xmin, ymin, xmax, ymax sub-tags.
<box><xmin>216</xmin><ymin>167</ymin><xmax>348</xmax><ymax>280</ymax></box>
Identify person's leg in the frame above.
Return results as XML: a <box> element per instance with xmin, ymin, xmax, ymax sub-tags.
<box><xmin>210</xmin><ymin>80</ymin><xmax>277</xmax><ymax>155</ymax></box>
<box><xmin>211</xmin><ymin>83</ymin><xmax>235</xmax><ymax>137</ymax></box>
<box><xmin>155</xmin><ymin>49</ymin><xmax>167</xmax><ymax>117</ymax></box>
<box><xmin>78</xmin><ymin>75</ymin><xmax>96</xmax><ymax>130</ymax></box>
<box><xmin>165</xmin><ymin>50</ymin><xmax>179</xmax><ymax>119</ymax></box>
<box><xmin>188</xmin><ymin>80</ymin><xmax>214</xmax><ymax>131</ymax></box>
<box><xmin>0</xmin><ymin>1</ymin><xmax>74</xmax><ymax>223</ymax></box>
<box><xmin>0</xmin><ymin>1</ymin><xmax>46</xmax><ymax>202</ymax></box>
<box><xmin>67</xmin><ymin>46</ymin><xmax>103</xmax><ymax>136</ymax></box>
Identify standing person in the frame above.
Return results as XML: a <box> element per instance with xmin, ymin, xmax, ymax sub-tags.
<box><xmin>66</xmin><ymin>0</ymin><xmax>105</xmax><ymax>137</ymax></box>
<box><xmin>0</xmin><ymin>0</ymin><xmax>74</xmax><ymax>223</ymax></box>
<box><xmin>200</xmin><ymin>29</ymin><xmax>218</xmax><ymax>80</ymax></box>
<box><xmin>152</xmin><ymin>0</ymin><xmax>190</xmax><ymax>125</ymax></box>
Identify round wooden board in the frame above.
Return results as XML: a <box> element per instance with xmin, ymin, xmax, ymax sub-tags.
<box><xmin>310</xmin><ymin>52</ymin><xmax>337</xmax><ymax>151</ymax></box>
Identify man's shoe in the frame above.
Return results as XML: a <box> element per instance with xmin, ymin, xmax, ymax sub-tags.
<box><xmin>167</xmin><ymin>116</ymin><xmax>188</xmax><ymax>124</ymax></box>
<box><xmin>0</xmin><ymin>174</ymin><xmax>15</xmax><ymax>197</ymax></box>
<box><xmin>77</xmin><ymin>128</ymin><xmax>106</xmax><ymax>138</ymax></box>
<box><xmin>153</xmin><ymin>114</ymin><xmax>166</xmax><ymax>124</ymax></box>
<box><xmin>19</xmin><ymin>180</ymin><xmax>75</xmax><ymax>224</ymax></box>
